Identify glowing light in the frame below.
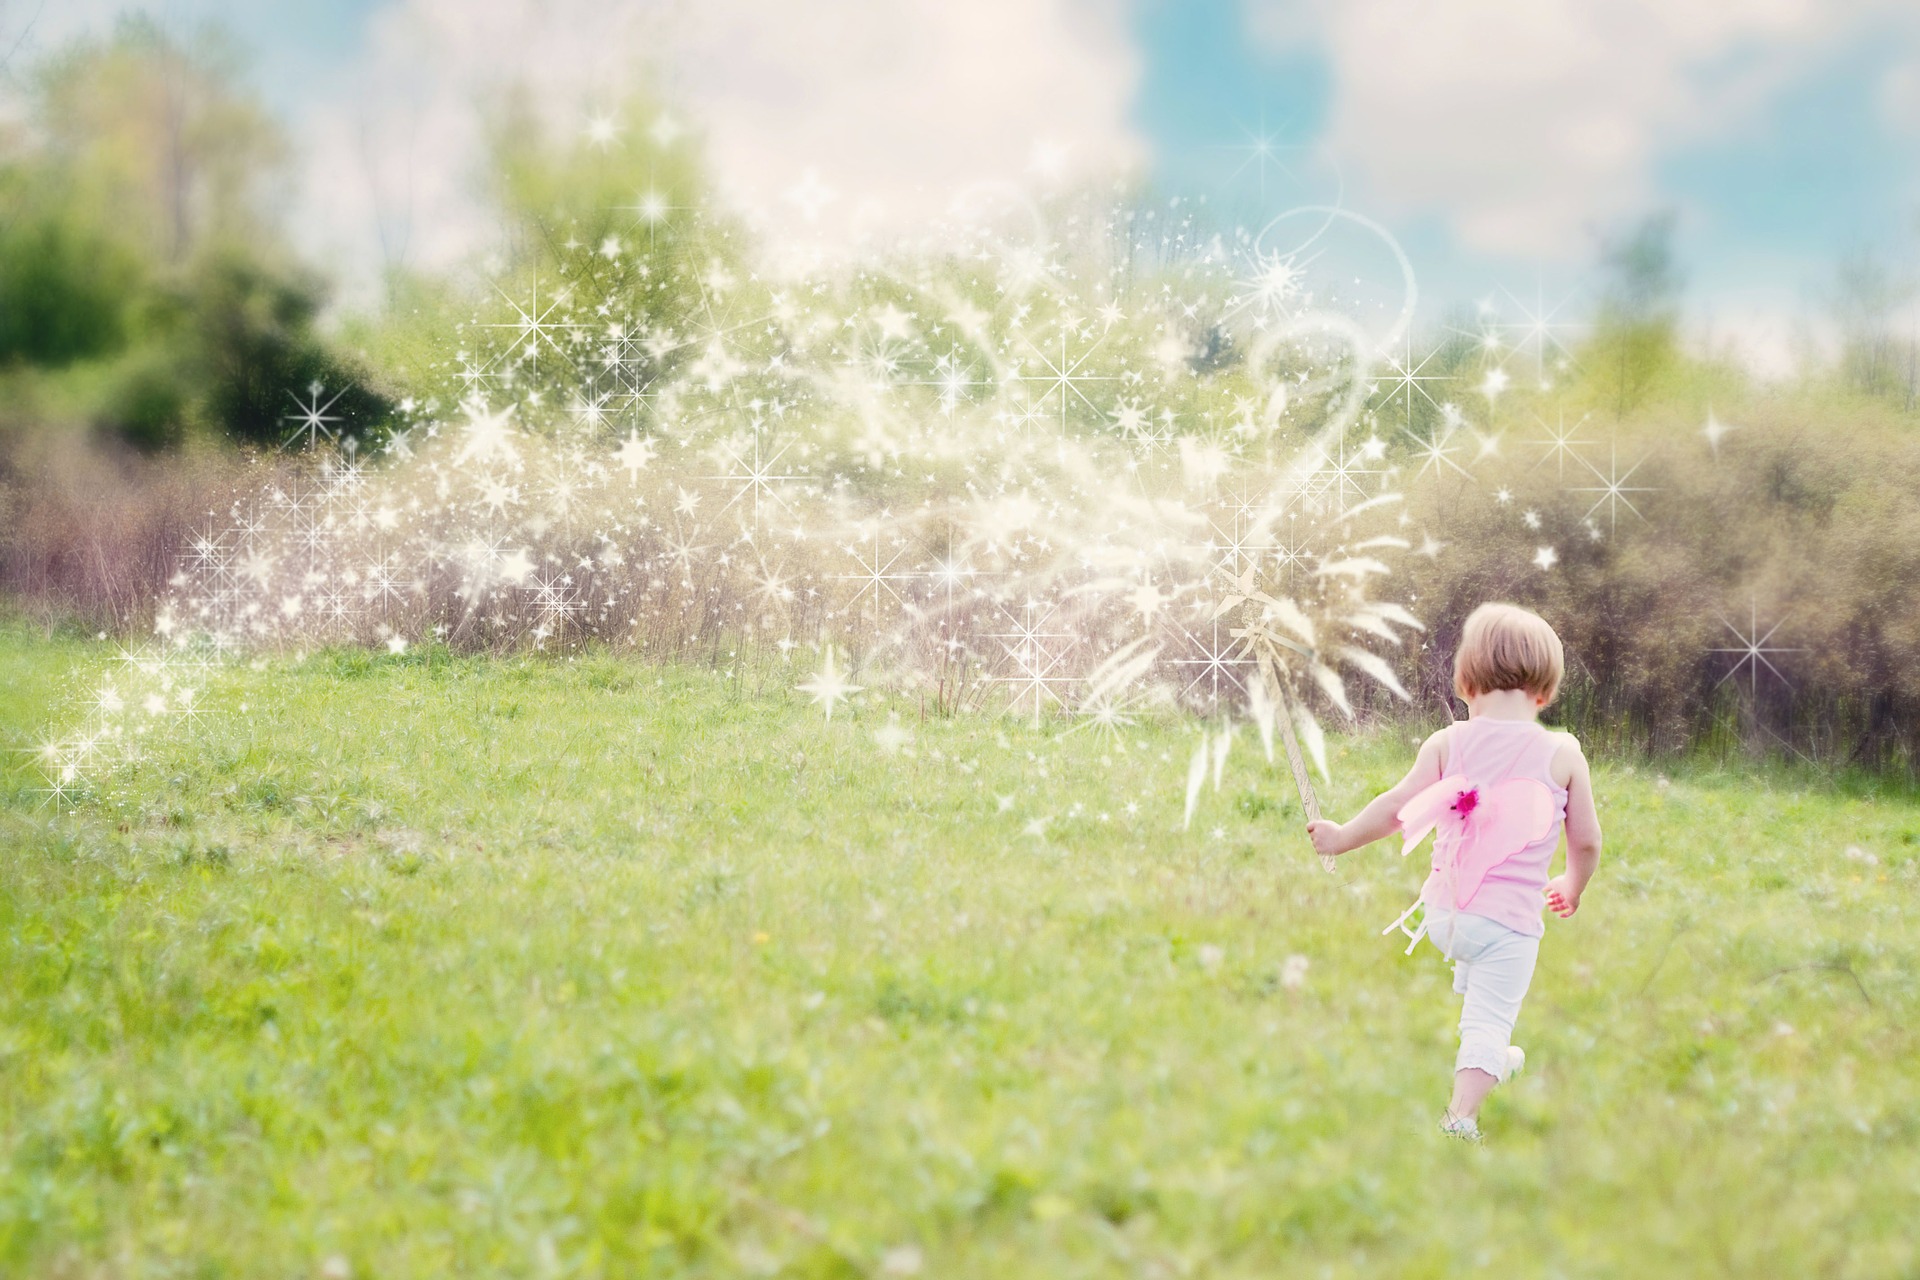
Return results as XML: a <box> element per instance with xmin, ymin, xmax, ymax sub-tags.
<box><xmin>798</xmin><ymin>648</ymin><xmax>862</xmax><ymax>721</ymax></box>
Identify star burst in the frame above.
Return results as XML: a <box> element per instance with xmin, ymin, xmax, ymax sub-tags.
<box><xmin>1711</xmin><ymin>598</ymin><xmax>1803</xmax><ymax>699</ymax></box>
<box><xmin>41</xmin><ymin>178</ymin><xmax>1448</xmax><ymax>808</ymax></box>
<box><xmin>283</xmin><ymin>382</ymin><xmax>346</xmax><ymax>450</ymax></box>
<box><xmin>1375</xmin><ymin>332</ymin><xmax>1452</xmax><ymax>431</ymax></box>
<box><xmin>1497</xmin><ymin>280</ymin><xmax>1582</xmax><ymax>387</ymax></box>
<box><xmin>1568</xmin><ymin>442</ymin><xmax>1655</xmax><ymax>535</ymax></box>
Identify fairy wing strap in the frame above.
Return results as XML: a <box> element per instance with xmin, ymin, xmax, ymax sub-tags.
<box><xmin>1395</xmin><ymin>776</ymin><xmax>1557</xmax><ymax>909</ymax></box>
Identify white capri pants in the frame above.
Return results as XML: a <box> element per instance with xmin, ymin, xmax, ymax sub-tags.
<box><xmin>1423</xmin><ymin>906</ymin><xmax>1540</xmax><ymax>1078</ymax></box>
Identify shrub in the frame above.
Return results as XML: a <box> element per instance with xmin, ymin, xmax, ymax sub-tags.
<box><xmin>0</xmin><ymin>211</ymin><xmax>140</xmax><ymax>367</ymax></box>
<box><xmin>186</xmin><ymin>253</ymin><xmax>396</xmax><ymax>448</ymax></box>
<box><xmin>1400</xmin><ymin>391</ymin><xmax>1920</xmax><ymax>775</ymax></box>
<box><xmin>95</xmin><ymin>355</ymin><xmax>190</xmax><ymax>453</ymax></box>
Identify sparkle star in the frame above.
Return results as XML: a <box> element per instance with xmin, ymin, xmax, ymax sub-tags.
<box><xmin>1528</xmin><ymin>409</ymin><xmax>1594</xmax><ymax>478</ymax></box>
<box><xmin>614</xmin><ymin>431</ymin><xmax>655</xmax><ymax>479</ymax></box>
<box><xmin>798</xmin><ymin>648</ymin><xmax>862</xmax><ymax>720</ymax></box>
<box><xmin>708</xmin><ymin>432</ymin><xmax>804</xmax><ymax>523</ymax></box>
<box><xmin>282</xmin><ymin>382</ymin><xmax>346</xmax><ymax>450</ymax></box>
<box><xmin>583</xmin><ymin>112</ymin><xmax>622</xmax><ymax>149</ymax></box>
<box><xmin>481</xmin><ymin>277</ymin><xmax>583</xmax><ymax>375</ymax></box>
<box><xmin>1499</xmin><ymin>280</ymin><xmax>1582</xmax><ymax>386</ymax></box>
<box><xmin>1702</xmin><ymin>406</ymin><xmax>1737</xmax><ymax>457</ymax></box>
<box><xmin>1710</xmin><ymin>598</ymin><xmax>1803</xmax><ymax>698</ymax></box>
<box><xmin>1569</xmin><ymin>443</ymin><xmax>1655</xmax><ymax>535</ymax></box>
<box><xmin>1216</xmin><ymin>110</ymin><xmax>1300</xmax><ymax>200</ymax></box>
<box><xmin>1017</xmin><ymin>329</ymin><xmax>1116</xmax><ymax>429</ymax></box>
<box><xmin>1376</xmin><ymin>332</ymin><xmax>1452</xmax><ymax>430</ymax></box>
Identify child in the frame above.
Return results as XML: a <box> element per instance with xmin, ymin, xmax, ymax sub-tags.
<box><xmin>1306</xmin><ymin>603</ymin><xmax>1603</xmax><ymax>1140</ymax></box>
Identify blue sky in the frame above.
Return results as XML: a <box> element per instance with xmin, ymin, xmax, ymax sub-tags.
<box><xmin>1133</xmin><ymin>0</ymin><xmax>1331</xmax><ymax>217</ymax></box>
<box><xmin>1130</xmin><ymin>0</ymin><xmax>1918</xmax><ymax>341</ymax></box>
<box><xmin>11</xmin><ymin>0</ymin><xmax>1917</xmax><ymax>363</ymax></box>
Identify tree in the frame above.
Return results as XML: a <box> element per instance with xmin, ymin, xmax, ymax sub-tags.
<box><xmin>0</xmin><ymin>20</ymin><xmax>393</xmax><ymax>450</ymax></box>
<box><xmin>31</xmin><ymin>16</ymin><xmax>284</xmax><ymax>262</ymax></box>
<box><xmin>1829</xmin><ymin>242</ymin><xmax>1914</xmax><ymax>402</ymax></box>
<box><xmin>1591</xmin><ymin>212</ymin><xmax>1683</xmax><ymax>417</ymax></box>
<box><xmin>189</xmin><ymin>253</ymin><xmax>393</xmax><ymax>448</ymax></box>
<box><xmin>0</xmin><ymin>197</ymin><xmax>140</xmax><ymax>365</ymax></box>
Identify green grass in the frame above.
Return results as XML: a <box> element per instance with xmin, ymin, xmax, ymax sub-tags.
<box><xmin>2</xmin><ymin>623</ymin><xmax>1917</xmax><ymax>1278</ymax></box>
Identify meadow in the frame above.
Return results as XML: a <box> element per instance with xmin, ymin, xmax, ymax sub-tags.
<box><xmin>1</xmin><ymin>621</ymin><xmax>1917</xmax><ymax>1278</ymax></box>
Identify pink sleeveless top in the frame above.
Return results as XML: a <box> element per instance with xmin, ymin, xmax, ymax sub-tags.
<box><xmin>1418</xmin><ymin>718</ymin><xmax>1567</xmax><ymax>937</ymax></box>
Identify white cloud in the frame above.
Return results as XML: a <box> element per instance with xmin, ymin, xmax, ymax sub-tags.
<box><xmin>296</xmin><ymin>0</ymin><xmax>1144</xmax><ymax>298</ymax></box>
<box><xmin>1250</xmin><ymin>0</ymin><xmax>1914</xmax><ymax>258</ymax></box>
<box><xmin>1691</xmin><ymin>291</ymin><xmax>1825</xmax><ymax>380</ymax></box>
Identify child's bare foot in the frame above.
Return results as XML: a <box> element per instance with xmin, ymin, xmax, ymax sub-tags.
<box><xmin>1439</xmin><ymin>1111</ymin><xmax>1481</xmax><ymax>1142</ymax></box>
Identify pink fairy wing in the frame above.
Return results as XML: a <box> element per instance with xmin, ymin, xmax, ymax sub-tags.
<box><xmin>1448</xmin><ymin>778</ymin><xmax>1557</xmax><ymax>907</ymax></box>
<box><xmin>1395</xmin><ymin>778</ymin><xmax>1457</xmax><ymax>857</ymax></box>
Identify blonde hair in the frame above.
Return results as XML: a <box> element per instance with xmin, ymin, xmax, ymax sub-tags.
<box><xmin>1453</xmin><ymin>603</ymin><xmax>1565</xmax><ymax>705</ymax></box>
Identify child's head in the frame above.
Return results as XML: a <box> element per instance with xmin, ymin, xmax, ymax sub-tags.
<box><xmin>1453</xmin><ymin>603</ymin><xmax>1564</xmax><ymax>706</ymax></box>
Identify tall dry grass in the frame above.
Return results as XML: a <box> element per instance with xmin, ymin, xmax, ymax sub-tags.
<box><xmin>0</xmin><ymin>424</ymin><xmax>286</xmax><ymax>631</ymax></box>
<box><xmin>7</xmin><ymin>376</ymin><xmax>1920</xmax><ymax>778</ymax></box>
<box><xmin>9</xmin><ymin>389</ymin><xmax>1920</xmax><ymax>779</ymax></box>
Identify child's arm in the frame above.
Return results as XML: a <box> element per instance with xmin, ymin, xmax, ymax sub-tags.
<box><xmin>1305</xmin><ymin>728</ymin><xmax>1448</xmax><ymax>860</ymax></box>
<box><xmin>1545</xmin><ymin>737</ymin><xmax>1602</xmax><ymax>917</ymax></box>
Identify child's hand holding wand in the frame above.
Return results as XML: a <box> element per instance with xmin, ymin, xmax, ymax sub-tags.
<box><xmin>1303</xmin><ymin>730</ymin><xmax>1451</xmax><ymax>865</ymax></box>
<box><xmin>1306</xmin><ymin>819</ymin><xmax>1348</xmax><ymax>862</ymax></box>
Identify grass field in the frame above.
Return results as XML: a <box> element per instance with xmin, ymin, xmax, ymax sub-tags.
<box><xmin>2</xmin><ymin>621</ymin><xmax>1917</xmax><ymax>1278</ymax></box>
